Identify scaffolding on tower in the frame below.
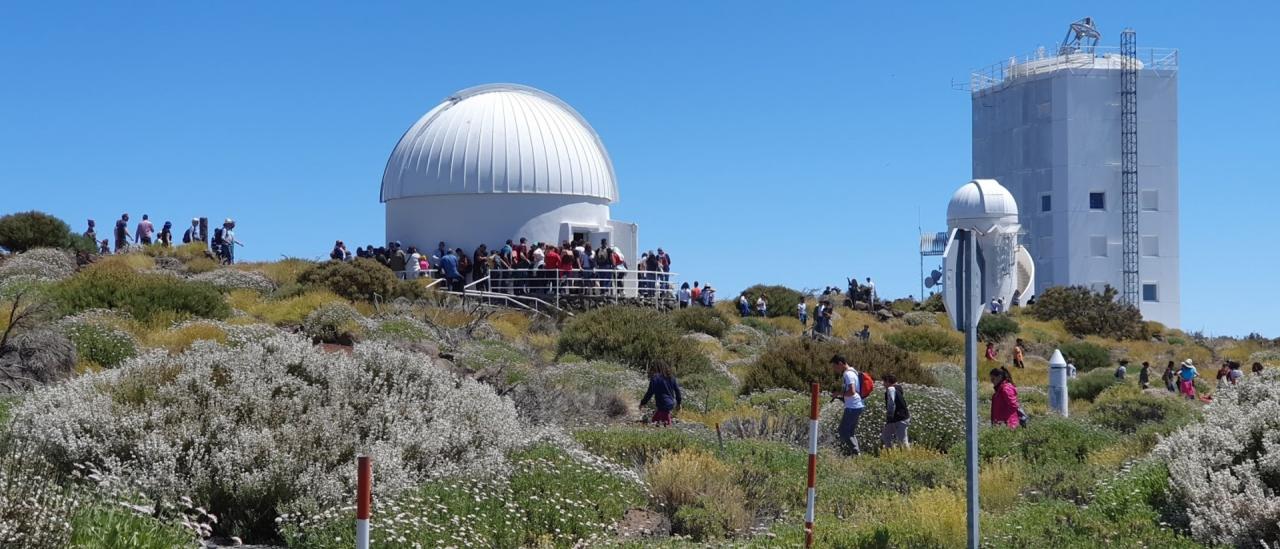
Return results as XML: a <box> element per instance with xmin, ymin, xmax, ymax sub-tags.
<box><xmin>1120</xmin><ymin>28</ymin><xmax>1140</xmax><ymax>306</ymax></box>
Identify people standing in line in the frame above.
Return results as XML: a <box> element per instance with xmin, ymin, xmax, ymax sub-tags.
<box><xmin>1228</xmin><ymin>361</ymin><xmax>1244</xmax><ymax>385</ymax></box>
<box><xmin>135</xmin><ymin>214</ymin><xmax>155</xmax><ymax>245</ymax></box>
<box><xmin>84</xmin><ymin>219</ymin><xmax>97</xmax><ymax>243</ymax></box>
<box><xmin>829</xmin><ymin>355</ymin><xmax>866</xmax><ymax>455</ymax></box>
<box><xmin>690</xmin><ymin>282</ymin><xmax>702</xmax><ymax>306</ymax></box>
<box><xmin>1178</xmin><ymin>359</ymin><xmax>1199</xmax><ymax>400</ymax></box>
<box><xmin>1163</xmin><ymin>361</ymin><xmax>1177</xmax><ymax>392</ymax></box>
<box><xmin>473</xmin><ymin>245</ymin><xmax>490</xmax><ymax>290</ymax></box>
<box><xmin>406</xmin><ymin>246</ymin><xmax>423</xmax><ymax>279</ymax></box>
<box><xmin>1139</xmin><ymin>361</ymin><xmax>1151</xmax><ymax>389</ymax></box>
<box><xmin>738</xmin><ymin>294</ymin><xmax>750</xmax><ymax>317</ymax></box>
<box><xmin>881</xmin><ymin>373</ymin><xmax>910</xmax><ymax>449</ymax></box>
<box><xmin>990</xmin><ymin>367</ymin><xmax>1022</xmax><ymax>429</ymax></box>
<box><xmin>1012</xmin><ymin>339</ymin><xmax>1026</xmax><ymax>369</ymax></box>
<box><xmin>640</xmin><ymin>364</ymin><xmax>682</xmax><ymax>427</ymax></box>
<box><xmin>113</xmin><ymin>213</ymin><xmax>131</xmax><ymax>253</ymax></box>
<box><xmin>677</xmin><ymin>283</ymin><xmax>692</xmax><ymax>308</ymax></box>
<box><xmin>388</xmin><ymin>242</ymin><xmax>408</xmax><ymax>279</ymax></box>
<box><xmin>756</xmin><ymin>295</ymin><xmax>768</xmax><ymax>317</ymax></box>
<box><xmin>657</xmin><ymin>248</ymin><xmax>671</xmax><ymax>290</ymax></box>
<box><xmin>456</xmin><ymin>248</ymin><xmax>473</xmax><ymax>286</ymax></box>
<box><xmin>1253</xmin><ymin>362</ymin><xmax>1265</xmax><ymax>376</ymax></box>
<box><xmin>797</xmin><ymin>301</ymin><xmax>808</xmax><ymax>326</ymax></box>
<box><xmin>985</xmin><ymin>342</ymin><xmax>998</xmax><ymax>361</ymax></box>
<box><xmin>1115</xmin><ymin>359</ymin><xmax>1129</xmax><ymax>381</ymax></box>
<box><xmin>440</xmin><ymin>248</ymin><xmax>463</xmax><ymax>291</ymax></box>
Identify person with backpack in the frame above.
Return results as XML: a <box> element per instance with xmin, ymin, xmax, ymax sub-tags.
<box><xmin>881</xmin><ymin>373</ymin><xmax>910</xmax><ymax>449</ymax></box>
<box><xmin>640</xmin><ymin>364</ymin><xmax>682</xmax><ymax>426</ymax></box>
<box><xmin>211</xmin><ymin>226</ymin><xmax>226</xmax><ymax>261</ymax></box>
<box><xmin>990</xmin><ymin>367</ymin><xmax>1022</xmax><ymax>429</ymax></box>
<box><xmin>183</xmin><ymin>218</ymin><xmax>201</xmax><ymax>244</ymax></box>
<box><xmin>1115</xmin><ymin>359</ymin><xmax>1129</xmax><ymax>381</ymax></box>
<box><xmin>829</xmin><ymin>354</ymin><xmax>870</xmax><ymax>456</ymax></box>
<box><xmin>1139</xmin><ymin>361</ymin><xmax>1151</xmax><ymax>389</ymax></box>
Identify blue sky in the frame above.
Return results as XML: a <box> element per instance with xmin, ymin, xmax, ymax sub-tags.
<box><xmin>1</xmin><ymin>2</ymin><xmax>1275</xmax><ymax>336</ymax></box>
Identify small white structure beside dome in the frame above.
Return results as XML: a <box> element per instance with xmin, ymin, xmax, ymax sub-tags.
<box><xmin>947</xmin><ymin>179</ymin><xmax>1034</xmax><ymax>307</ymax></box>
<box><xmin>381</xmin><ymin>84</ymin><xmax>637</xmax><ymax>262</ymax></box>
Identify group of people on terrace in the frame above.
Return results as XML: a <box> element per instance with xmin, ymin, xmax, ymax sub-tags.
<box><xmin>84</xmin><ymin>215</ymin><xmax>240</xmax><ymax>264</ymax></box>
<box><xmin>330</xmin><ymin>237</ymin><xmax>674</xmax><ymax>296</ymax></box>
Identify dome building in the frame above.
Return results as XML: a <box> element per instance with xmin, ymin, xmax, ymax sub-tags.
<box><xmin>946</xmin><ymin>179</ymin><xmax>1034</xmax><ymax>308</ymax></box>
<box><xmin>381</xmin><ymin>84</ymin><xmax>638</xmax><ymax>265</ymax></box>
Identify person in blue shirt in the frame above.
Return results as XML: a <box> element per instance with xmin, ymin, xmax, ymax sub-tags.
<box><xmin>640</xmin><ymin>365</ymin><xmax>682</xmax><ymax>426</ymax></box>
<box><xmin>439</xmin><ymin>250</ymin><xmax>463</xmax><ymax>291</ymax></box>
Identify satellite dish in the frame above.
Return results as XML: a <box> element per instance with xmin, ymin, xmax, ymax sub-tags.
<box><xmin>1014</xmin><ymin>245</ymin><xmax>1035</xmax><ymax>302</ymax></box>
<box><xmin>930</xmin><ymin>270</ymin><xmax>943</xmax><ymax>283</ymax></box>
<box><xmin>925</xmin><ymin>276</ymin><xmax>936</xmax><ymax>289</ymax></box>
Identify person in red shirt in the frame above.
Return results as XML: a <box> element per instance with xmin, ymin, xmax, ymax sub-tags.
<box><xmin>990</xmin><ymin>368</ymin><xmax>1022</xmax><ymax>429</ymax></box>
<box><xmin>690</xmin><ymin>282</ymin><xmax>703</xmax><ymax>305</ymax></box>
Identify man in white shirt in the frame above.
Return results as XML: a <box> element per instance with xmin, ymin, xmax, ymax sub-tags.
<box><xmin>829</xmin><ymin>355</ymin><xmax>866</xmax><ymax>455</ymax></box>
<box><xmin>865</xmin><ymin>277</ymin><xmax>876</xmax><ymax>305</ymax></box>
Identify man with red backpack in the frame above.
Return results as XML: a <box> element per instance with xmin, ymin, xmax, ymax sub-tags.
<box><xmin>830</xmin><ymin>355</ymin><xmax>872</xmax><ymax>456</ymax></box>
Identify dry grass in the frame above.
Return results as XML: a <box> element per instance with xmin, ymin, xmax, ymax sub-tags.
<box><xmin>185</xmin><ymin>257</ymin><xmax>220</xmax><ymax>274</ymax></box>
<box><xmin>646</xmin><ymin>449</ymin><xmax>752</xmax><ymax>536</ymax></box>
<box><xmin>234</xmin><ymin>258</ymin><xmax>314</xmax><ymax>286</ymax></box>
<box><xmin>143</xmin><ymin>322</ymin><xmax>228</xmax><ymax>353</ymax></box>
<box><xmin>240</xmin><ymin>289</ymin><xmax>344</xmax><ymax>326</ymax></box>
<box><xmin>858</xmin><ymin>487</ymin><xmax>967</xmax><ymax>544</ymax></box>
<box><xmin>488</xmin><ymin>311</ymin><xmax>532</xmax><ymax>342</ymax></box>
<box><xmin>96</xmin><ymin>253</ymin><xmax>155</xmax><ymax>272</ymax></box>
<box><xmin>979</xmin><ymin>459</ymin><xmax>1025</xmax><ymax>511</ymax></box>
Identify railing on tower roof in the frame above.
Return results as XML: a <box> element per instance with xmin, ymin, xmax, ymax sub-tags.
<box><xmin>956</xmin><ymin>46</ymin><xmax>1179</xmax><ymax>93</ymax></box>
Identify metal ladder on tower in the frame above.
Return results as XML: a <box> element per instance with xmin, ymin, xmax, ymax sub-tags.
<box><xmin>1120</xmin><ymin>28</ymin><xmax>1140</xmax><ymax>307</ymax></box>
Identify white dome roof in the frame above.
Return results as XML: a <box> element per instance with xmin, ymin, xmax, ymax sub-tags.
<box><xmin>381</xmin><ymin>84</ymin><xmax>617</xmax><ymax>203</ymax></box>
<box><xmin>947</xmin><ymin>179</ymin><xmax>1020</xmax><ymax>233</ymax></box>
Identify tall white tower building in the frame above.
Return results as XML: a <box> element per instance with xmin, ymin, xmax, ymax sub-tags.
<box><xmin>970</xmin><ymin>23</ymin><xmax>1180</xmax><ymax>326</ymax></box>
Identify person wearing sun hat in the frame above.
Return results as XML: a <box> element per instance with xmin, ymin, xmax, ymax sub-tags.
<box><xmin>1178</xmin><ymin>359</ymin><xmax>1200</xmax><ymax>400</ymax></box>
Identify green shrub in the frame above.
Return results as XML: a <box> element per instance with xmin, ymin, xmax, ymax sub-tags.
<box><xmin>971</xmin><ymin>416</ymin><xmax>1116</xmax><ymax>467</ymax></box>
<box><xmin>1030</xmin><ymin>285</ymin><xmax>1144</xmax><ymax>339</ymax></box>
<box><xmin>739</xmin><ymin>284</ymin><xmax>804</xmax><ymax>318</ymax></box>
<box><xmin>671</xmin><ymin>306</ymin><xmax>730</xmax><ymax>338</ymax></box>
<box><xmin>1060</xmin><ymin>340</ymin><xmax>1111</xmax><ymax>371</ymax></box>
<box><xmin>884</xmin><ymin>326</ymin><xmax>962</xmax><ymax>355</ymax></box>
<box><xmin>51</xmin><ymin>262</ymin><xmax>230</xmax><ymax>323</ymax></box>
<box><xmin>1069</xmin><ymin>367</ymin><xmax>1121</xmax><ymax>401</ymax></box>
<box><xmin>741</xmin><ymin>337</ymin><xmax>935</xmax><ymax>394</ymax></box>
<box><xmin>920</xmin><ymin>292</ymin><xmax>945</xmax><ymax>313</ymax></box>
<box><xmin>296</xmin><ymin>258</ymin><xmax>396</xmax><ymax>301</ymax></box>
<box><xmin>70</xmin><ymin>504</ymin><xmax>196</xmax><ymax>548</ymax></box>
<box><xmin>64</xmin><ymin>323</ymin><xmax>136</xmax><ymax>368</ymax></box>
<box><xmin>301</xmin><ymin>301</ymin><xmax>367</xmax><ymax>345</ymax></box>
<box><xmin>0</xmin><ymin>211</ymin><xmax>93</xmax><ymax>254</ymax></box>
<box><xmin>557</xmin><ymin>306</ymin><xmax>710</xmax><ymax>376</ymax></box>
<box><xmin>978</xmin><ymin>314</ymin><xmax>1020</xmax><ymax>342</ymax></box>
<box><xmin>1088</xmin><ymin>384</ymin><xmax>1198</xmax><ymax>434</ymax></box>
<box><xmin>573</xmin><ymin>426</ymin><xmax>712</xmax><ymax>468</ymax></box>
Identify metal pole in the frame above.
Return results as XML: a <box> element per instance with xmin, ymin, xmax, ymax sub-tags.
<box><xmin>805</xmin><ymin>382</ymin><xmax>819</xmax><ymax>548</ymax></box>
<box><xmin>961</xmin><ymin>231</ymin><xmax>980</xmax><ymax>549</ymax></box>
<box><xmin>356</xmin><ymin>455</ymin><xmax>372</xmax><ymax>549</ymax></box>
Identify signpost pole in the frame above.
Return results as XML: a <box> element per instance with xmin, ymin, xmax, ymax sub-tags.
<box><xmin>961</xmin><ymin>231</ymin><xmax>980</xmax><ymax>549</ymax></box>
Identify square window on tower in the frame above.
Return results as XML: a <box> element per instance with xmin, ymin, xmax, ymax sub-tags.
<box><xmin>1143</xmin><ymin>283</ymin><xmax>1159</xmax><ymax>302</ymax></box>
<box><xmin>1089</xmin><ymin>192</ymin><xmax>1106</xmax><ymax>210</ymax></box>
<box><xmin>1040</xmin><ymin>194</ymin><xmax>1052</xmax><ymax>213</ymax></box>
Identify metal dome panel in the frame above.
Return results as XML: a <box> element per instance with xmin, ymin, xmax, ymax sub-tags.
<box><xmin>381</xmin><ymin>84</ymin><xmax>618</xmax><ymax>203</ymax></box>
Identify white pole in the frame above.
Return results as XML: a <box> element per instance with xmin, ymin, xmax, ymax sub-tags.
<box><xmin>1048</xmin><ymin>349</ymin><xmax>1069</xmax><ymax>417</ymax></box>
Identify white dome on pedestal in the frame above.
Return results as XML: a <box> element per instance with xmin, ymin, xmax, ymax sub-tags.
<box><xmin>947</xmin><ymin>179</ymin><xmax>1020</xmax><ymax>234</ymax></box>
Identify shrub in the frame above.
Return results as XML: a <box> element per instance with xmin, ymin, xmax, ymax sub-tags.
<box><xmin>1156</xmin><ymin>375</ymin><xmax>1280</xmax><ymax>546</ymax></box>
<box><xmin>69</xmin><ymin>504</ymin><xmax>197</xmax><ymax>548</ymax></box>
<box><xmin>1030</xmin><ymin>285</ymin><xmax>1144</xmax><ymax>339</ymax></box>
<box><xmin>191</xmin><ymin>268</ymin><xmax>277</xmax><ymax>293</ymax></box>
<box><xmin>1069</xmin><ymin>367</ymin><xmax>1121</xmax><ymax>401</ymax></box>
<box><xmin>0</xmin><ymin>441</ymin><xmax>80</xmax><ymax>548</ymax></box>
<box><xmin>647</xmin><ymin>449</ymin><xmax>751</xmax><ymax>540</ymax></box>
<box><xmin>301</xmin><ymin>301</ymin><xmax>367</xmax><ymax>345</ymax></box>
<box><xmin>920</xmin><ymin>292</ymin><xmax>945</xmax><ymax>313</ymax></box>
<box><xmin>1059</xmin><ymin>340</ymin><xmax>1111</xmax><ymax>371</ymax></box>
<box><xmin>9</xmin><ymin>334</ymin><xmax>526</xmax><ymax>541</ymax></box>
<box><xmin>977</xmin><ymin>314</ymin><xmax>1019</xmax><ymax>342</ymax></box>
<box><xmin>296</xmin><ymin>259</ymin><xmax>396</xmax><ymax>301</ymax></box>
<box><xmin>740</xmin><ymin>337</ymin><xmax>935</xmax><ymax>394</ymax></box>
<box><xmin>973</xmin><ymin>416</ymin><xmax>1116</xmax><ymax>466</ymax></box>
<box><xmin>819</xmin><ymin>383</ymin><xmax>964</xmax><ymax>454</ymax></box>
<box><xmin>671</xmin><ymin>306</ymin><xmax>730</xmax><ymax>338</ymax></box>
<box><xmin>245</xmin><ymin>289</ymin><xmax>343</xmax><ymax>326</ymax></box>
<box><xmin>884</xmin><ymin>326</ymin><xmax>962</xmax><ymax>355</ymax></box>
<box><xmin>574</xmin><ymin>427</ymin><xmax>711</xmax><ymax>468</ymax></box>
<box><xmin>901</xmin><ymin>311</ymin><xmax>938</xmax><ymax>327</ymax></box>
<box><xmin>1088</xmin><ymin>384</ymin><xmax>1198</xmax><ymax>434</ymax></box>
<box><xmin>739</xmin><ymin>284</ymin><xmax>804</xmax><ymax>318</ymax></box>
<box><xmin>63</xmin><ymin>323</ymin><xmax>136</xmax><ymax>368</ymax></box>
<box><xmin>0</xmin><ymin>248</ymin><xmax>77</xmax><ymax>285</ymax></box>
<box><xmin>368</xmin><ymin>317</ymin><xmax>432</xmax><ymax>343</ymax></box>
<box><xmin>0</xmin><ymin>211</ymin><xmax>92</xmax><ymax>254</ymax></box>
<box><xmin>51</xmin><ymin>262</ymin><xmax>229</xmax><ymax>323</ymax></box>
<box><xmin>145</xmin><ymin>321</ymin><xmax>229</xmax><ymax>354</ymax></box>
<box><xmin>557</xmin><ymin>306</ymin><xmax>710</xmax><ymax>376</ymax></box>
<box><xmin>281</xmin><ymin>445</ymin><xmax>644</xmax><ymax>548</ymax></box>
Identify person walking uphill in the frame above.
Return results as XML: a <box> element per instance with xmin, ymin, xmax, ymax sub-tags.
<box><xmin>640</xmin><ymin>365</ymin><xmax>682</xmax><ymax>426</ymax></box>
<box><xmin>830</xmin><ymin>355</ymin><xmax>867</xmax><ymax>455</ymax></box>
<box><xmin>881</xmin><ymin>374</ymin><xmax>910</xmax><ymax>449</ymax></box>
<box><xmin>990</xmin><ymin>367</ymin><xmax>1022</xmax><ymax>428</ymax></box>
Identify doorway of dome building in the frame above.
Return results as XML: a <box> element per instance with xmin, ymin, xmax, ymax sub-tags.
<box><xmin>573</xmin><ymin>231</ymin><xmax>589</xmax><ymax>246</ymax></box>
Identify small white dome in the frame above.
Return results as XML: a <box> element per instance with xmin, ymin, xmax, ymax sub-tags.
<box><xmin>381</xmin><ymin>84</ymin><xmax>617</xmax><ymax>203</ymax></box>
<box><xmin>947</xmin><ymin>179</ymin><xmax>1020</xmax><ymax>233</ymax></box>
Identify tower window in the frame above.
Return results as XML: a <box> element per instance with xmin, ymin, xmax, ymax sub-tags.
<box><xmin>1141</xmin><ymin>189</ymin><xmax>1159</xmax><ymax>211</ymax></box>
<box><xmin>1142</xmin><ymin>235</ymin><xmax>1159</xmax><ymax>257</ymax></box>
<box><xmin>1143</xmin><ymin>283</ymin><xmax>1159</xmax><ymax>302</ymax></box>
<box><xmin>1089</xmin><ymin>192</ymin><xmax>1106</xmax><ymax>210</ymax></box>
<box><xmin>1090</xmin><ymin>236</ymin><xmax>1108</xmax><ymax>257</ymax></box>
<box><xmin>1040</xmin><ymin>194</ymin><xmax>1052</xmax><ymax>212</ymax></box>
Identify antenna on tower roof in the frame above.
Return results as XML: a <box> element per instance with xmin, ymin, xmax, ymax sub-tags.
<box><xmin>1059</xmin><ymin>17</ymin><xmax>1101</xmax><ymax>55</ymax></box>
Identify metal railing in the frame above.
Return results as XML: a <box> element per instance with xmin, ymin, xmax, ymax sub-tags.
<box><xmin>961</xmin><ymin>46</ymin><xmax>1178</xmax><ymax>93</ymax></box>
<box><xmin>481</xmin><ymin>267</ymin><xmax>679</xmax><ymax>309</ymax></box>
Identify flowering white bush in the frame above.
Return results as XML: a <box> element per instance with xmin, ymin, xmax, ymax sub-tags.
<box><xmin>190</xmin><ymin>268</ymin><xmax>276</xmax><ymax>293</ymax></box>
<box><xmin>0</xmin><ymin>443</ymin><xmax>78</xmax><ymax>548</ymax></box>
<box><xmin>1156</xmin><ymin>373</ymin><xmax>1280</xmax><ymax>546</ymax></box>
<box><xmin>820</xmin><ymin>382</ymin><xmax>965</xmax><ymax>453</ymax></box>
<box><xmin>0</xmin><ymin>248</ymin><xmax>76</xmax><ymax>292</ymax></box>
<box><xmin>9</xmin><ymin>333</ymin><xmax>527</xmax><ymax>540</ymax></box>
<box><xmin>301</xmin><ymin>301</ymin><xmax>369</xmax><ymax>344</ymax></box>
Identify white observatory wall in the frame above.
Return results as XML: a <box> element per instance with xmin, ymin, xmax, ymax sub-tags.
<box><xmin>385</xmin><ymin>194</ymin><xmax>613</xmax><ymax>253</ymax></box>
<box><xmin>972</xmin><ymin>67</ymin><xmax>1179</xmax><ymax>327</ymax></box>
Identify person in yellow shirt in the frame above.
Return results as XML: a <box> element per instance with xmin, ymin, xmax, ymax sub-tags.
<box><xmin>1013</xmin><ymin>339</ymin><xmax>1026</xmax><ymax>369</ymax></box>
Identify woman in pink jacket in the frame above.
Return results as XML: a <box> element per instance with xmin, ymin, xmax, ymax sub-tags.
<box><xmin>990</xmin><ymin>367</ymin><xmax>1022</xmax><ymax>428</ymax></box>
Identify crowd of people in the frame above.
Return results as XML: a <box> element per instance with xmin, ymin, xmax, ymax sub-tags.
<box><xmin>84</xmin><ymin>214</ymin><xmax>241</xmax><ymax>264</ymax></box>
<box><xmin>329</xmin><ymin>237</ymin><xmax>679</xmax><ymax>296</ymax></box>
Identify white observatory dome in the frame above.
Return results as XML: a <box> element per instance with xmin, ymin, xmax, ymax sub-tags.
<box><xmin>380</xmin><ymin>84</ymin><xmax>617</xmax><ymax>203</ymax></box>
<box><xmin>947</xmin><ymin>179</ymin><xmax>1020</xmax><ymax>234</ymax></box>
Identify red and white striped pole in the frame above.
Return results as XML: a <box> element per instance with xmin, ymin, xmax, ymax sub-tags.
<box><xmin>805</xmin><ymin>382</ymin><xmax>819</xmax><ymax>548</ymax></box>
<box><xmin>356</xmin><ymin>455</ymin><xmax>372</xmax><ymax>549</ymax></box>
